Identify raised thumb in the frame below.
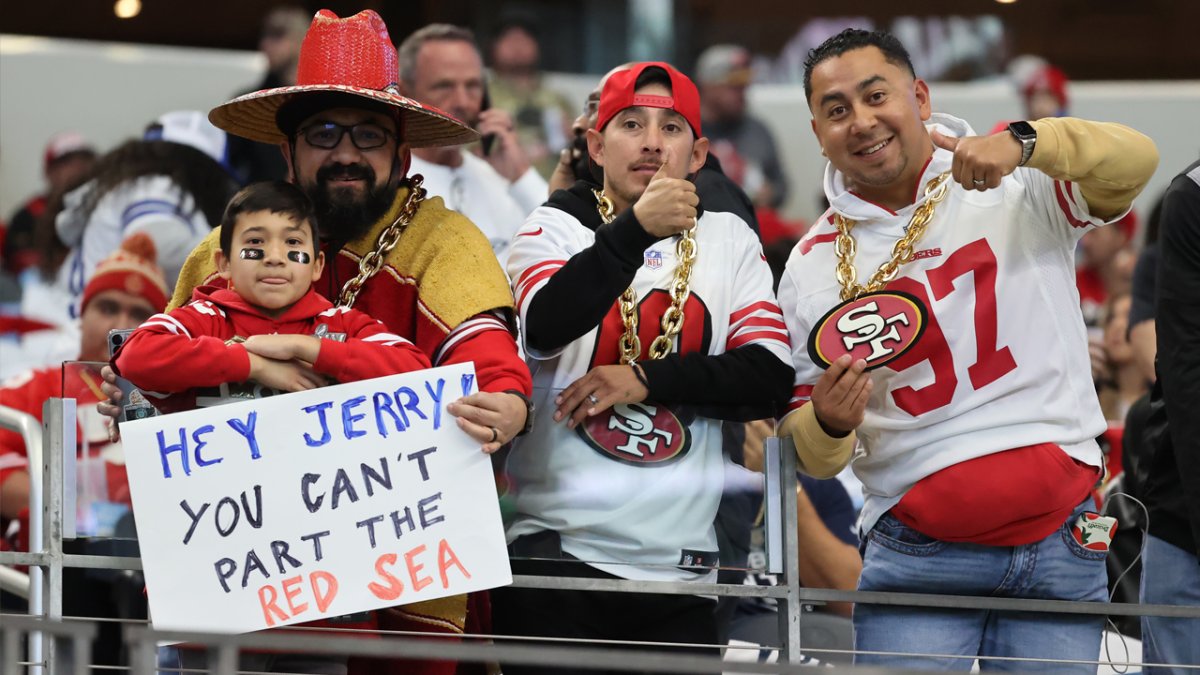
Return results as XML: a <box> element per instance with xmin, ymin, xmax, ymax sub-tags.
<box><xmin>651</xmin><ymin>148</ymin><xmax>673</xmax><ymax>182</ymax></box>
<box><xmin>929</xmin><ymin>129</ymin><xmax>959</xmax><ymax>152</ymax></box>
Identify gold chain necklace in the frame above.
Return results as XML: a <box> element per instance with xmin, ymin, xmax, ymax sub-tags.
<box><xmin>594</xmin><ymin>189</ymin><xmax>698</xmax><ymax>364</ymax></box>
<box><xmin>834</xmin><ymin>172</ymin><xmax>951</xmax><ymax>302</ymax></box>
<box><xmin>337</xmin><ymin>175</ymin><xmax>426</xmax><ymax>308</ymax></box>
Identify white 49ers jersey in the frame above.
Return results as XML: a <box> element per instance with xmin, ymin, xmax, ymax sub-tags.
<box><xmin>779</xmin><ymin>114</ymin><xmax>1109</xmax><ymax>534</ymax></box>
<box><xmin>507</xmin><ymin>203</ymin><xmax>790</xmax><ymax>582</ymax></box>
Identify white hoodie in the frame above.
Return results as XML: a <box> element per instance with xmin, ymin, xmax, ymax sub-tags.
<box><xmin>778</xmin><ymin>113</ymin><xmax>1112</xmax><ymax>534</ymax></box>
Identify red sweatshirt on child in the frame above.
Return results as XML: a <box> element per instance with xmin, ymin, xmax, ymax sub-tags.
<box><xmin>115</xmin><ymin>285</ymin><xmax>432</xmax><ymax>412</ymax></box>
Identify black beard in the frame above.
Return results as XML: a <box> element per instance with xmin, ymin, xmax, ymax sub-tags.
<box><xmin>305</xmin><ymin>163</ymin><xmax>394</xmax><ymax>245</ymax></box>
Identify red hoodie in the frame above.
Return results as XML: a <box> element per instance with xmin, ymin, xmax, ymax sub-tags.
<box><xmin>115</xmin><ymin>285</ymin><xmax>432</xmax><ymax>413</ymax></box>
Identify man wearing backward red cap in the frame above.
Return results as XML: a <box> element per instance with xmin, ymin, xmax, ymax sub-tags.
<box><xmin>496</xmin><ymin>62</ymin><xmax>793</xmax><ymax>669</ymax></box>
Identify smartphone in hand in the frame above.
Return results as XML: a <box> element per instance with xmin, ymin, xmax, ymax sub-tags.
<box><xmin>107</xmin><ymin>329</ymin><xmax>158</xmax><ymax>423</ymax></box>
<box><xmin>480</xmin><ymin>82</ymin><xmax>496</xmax><ymax>157</ymax></box>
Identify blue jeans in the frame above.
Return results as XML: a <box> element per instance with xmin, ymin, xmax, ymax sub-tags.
<box><xmin>854</xmin><ymin>500</ymin><xmax>1107</xmax><ymax>671</ymax></box>
<box><xmin>1140</xmin><ymin>534</ymin><xmax>1200</xmax><ymax>673</ymax></box>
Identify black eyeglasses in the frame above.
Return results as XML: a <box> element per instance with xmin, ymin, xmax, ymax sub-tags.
<box><xmin>299</xmin><ymin>122</ymin><xmax>396</xmax><ymax>150</ymax></box>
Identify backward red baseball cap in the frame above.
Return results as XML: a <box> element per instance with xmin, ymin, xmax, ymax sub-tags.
<box><xmin>595</xmin><ymin>61</ymin><xmax>702</xmax><ymax>137</ymax></box>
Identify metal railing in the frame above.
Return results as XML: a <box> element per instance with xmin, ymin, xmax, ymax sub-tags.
<box><xmin>3</xmin><ymin>398</ymin><xmax>1199</xmax><ymax>673</ymax></box>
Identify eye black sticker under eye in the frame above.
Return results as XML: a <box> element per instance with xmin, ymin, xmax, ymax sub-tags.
<box><xmin>288</xmin><ymin>251</ymin><xmax>312</xmax><ymax>264</ymax></box>
<box><xmin>240</xmin><ymin>248</ymin><xmax>264</xmax><ymax>259</ymax></box>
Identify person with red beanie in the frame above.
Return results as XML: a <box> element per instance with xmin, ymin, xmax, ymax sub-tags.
<box><xmin>0</xmin><ymin>232</ymin><xmax>167</xmax><ymax>674</ymax></box>
<box><xmin>1</xmin><ymin>232</ymin><xmax>167</xmax><ymax>529</ymax></box>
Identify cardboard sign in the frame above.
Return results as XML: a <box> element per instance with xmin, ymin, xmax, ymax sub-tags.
<box><xmin>121</xmin><ymin>363</ymin><xmax>511</xmax><ymax>634</ymax></box>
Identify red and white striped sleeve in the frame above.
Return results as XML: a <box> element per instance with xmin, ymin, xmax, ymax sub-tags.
<box><xmin>433</xmin><ymin>311</ymin><xmax>511</xmax><ymax>366</ymax></box>
<box><xmin>776</xmin><ymin>243</ymin><xmax>825</xmax><ymax>418</ymax></box>
<box><xmin>1021</xmin><ymin>170</ymin><xmax>1133</xmax><ymax>245</ymax></box>
<box><xmin>725</xmin><ymin>231</ymin><xmax>792</xmax><ymax>366</ymax></box>
<box><xmin>506</xmin><ymin>207</ymin><xmax>586</xmax><ymax>359</ymax></box>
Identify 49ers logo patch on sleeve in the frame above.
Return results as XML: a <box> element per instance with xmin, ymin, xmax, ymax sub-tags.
<box><xmin>576</xmin><ymin>402</ymin><xmax>693</xmax><ymax>466</ymax></box>
<box><xmin>808</xmin><ymin>290</ymin><xmax>927</xmax><ymax>371</ymax></box>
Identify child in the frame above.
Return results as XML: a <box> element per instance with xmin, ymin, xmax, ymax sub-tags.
<box><xmin>115</xmin><ymin>181</ymin><xmax>433</xmax><ymax>673</ymax></box>
<box><xmin>115</xmin><ymin>180</ymin><xmax>432</xmax><ymax>413</ymax></box>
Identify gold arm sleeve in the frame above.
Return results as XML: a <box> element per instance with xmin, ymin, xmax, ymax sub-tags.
<box><xmin>1027</xmin><ymin>118</ymin><xmax>1160</xmax><ymax>220</ymax></box>
<box><xmin>777</xmin><ymin>403</ymin><xmax>857</xmax><ymax>479</ymax></box>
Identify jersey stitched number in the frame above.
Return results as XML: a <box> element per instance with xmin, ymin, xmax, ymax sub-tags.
<box><xmin>588</xmin><ymin>290</ymin><xmax>712</xmax><ymax>369</ymax></box>
<box><xmin>885</xmin><ymin>238</ymin><xmax>1016</xmax><ymax>416</ymax></box>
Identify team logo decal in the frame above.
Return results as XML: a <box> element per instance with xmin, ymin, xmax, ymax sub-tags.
<box><xmin>313</xmin><ymin>324</ymin><xmax>347</xmax><ymax>342</ymax></box>
<box><xmin>1072</xmin><ymin>512</ymin><xmax>1118</xmax><ymax>552</ymax></box>
<box><xmin>576</xmin><ymin>401</ymin><xmax>692</xmax><ymax>466</ymax></box>
<box><xmin>807</xmin><ymin>290</ymin><xmax>927</xmax><ymax>371</ymax></box>
<box><xmin>644</xmin><ymin>250</ymin><xmax>664</xmax><ymax>269</ymax></box>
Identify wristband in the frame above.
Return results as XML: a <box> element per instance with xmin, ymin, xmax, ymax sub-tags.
<box><xmin>631</xmin><ymin>363</ymin><xmax>650</xmax><ymax>391</ymax></box>
<box><xmin>504</xmin><ymin>389</ymin><xmax>535</xmax><ymax>436</ymax></box>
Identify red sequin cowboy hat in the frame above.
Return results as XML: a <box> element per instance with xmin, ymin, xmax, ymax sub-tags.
<box><xmin>209</xmin><ymin>9</ymin><xmax>478</xmax><ymax>148</ymax></box>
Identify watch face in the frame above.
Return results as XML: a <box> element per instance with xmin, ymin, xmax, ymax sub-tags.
<box><xmin>1009</xmin><ymin>121</ymin><xmax>1036</xmax><ymax>139</ymax></box>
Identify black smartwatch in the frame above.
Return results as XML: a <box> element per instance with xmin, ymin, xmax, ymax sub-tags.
<box><xmin>504</xmin><ymin>389</ymin><xmax>535</xmax><ymax>436</ymax></box>
<box><xmin>1007</xmin><ymin>121</ymin><xmax>1037</xmax><ymax>167</ymax></box>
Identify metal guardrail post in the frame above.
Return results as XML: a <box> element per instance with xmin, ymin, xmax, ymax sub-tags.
<box><xmin>0</xmin><ymin>615</ymin><xmax>95</xmax><ymax>675</ymax></box>
<box><xmin>128</xmin><ymin>629</ymin><xmax>158</xmax><ymax>675</ymax></box>
<box><xmin>0</xmin><ymin>403</ymin><xmax>44</xmax><ymax>670</ymax></box>
<box><xmin>39</xmin><ymin>397</ymin><xmax>73</xmax><ymax>675</ymax></box>
<box><xmin>2</xmin><ymin>626</ymin><xmax>20</xmax><ymax>675</ymax></box>
<box><xmin>769</xmin><ymin>436</ymin><xmax>802</xmax><ymax>665</ymax></box>
<box><xmin>763</xmin><ymin>437</ymin><xmax>784</xmax><ymax>576</ymax></box>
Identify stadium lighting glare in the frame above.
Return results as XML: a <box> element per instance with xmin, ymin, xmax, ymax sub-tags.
<box><xmin>114</xmin><ymin>0</ymin><xmax>142</xmax><ymax>19</ymax></box>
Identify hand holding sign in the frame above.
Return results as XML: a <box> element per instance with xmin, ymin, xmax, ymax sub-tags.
<box><xmin>447</xmin><ymin>390</ymin><xmax>528</xmax><ymax>453</ymax></box>
<box><xmin>930</xmin><ymin>129</ymin><xmax>1023</xmax><ymax>192</ymax></box>
<box><xmin>632</xmin><ymin>148</ymin><xmax>699</xmax><ymax>238</ymax></box>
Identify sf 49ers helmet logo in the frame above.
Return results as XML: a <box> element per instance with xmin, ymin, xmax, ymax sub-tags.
<box><xmin>808</xmin><ymin>290</ymin><xmax>927</xmax><ymax>371</ymax></box>
<box><xmin>576</xmin><ymin>402</ymin><xmax>692</xmax><ymax>466</ymax></box>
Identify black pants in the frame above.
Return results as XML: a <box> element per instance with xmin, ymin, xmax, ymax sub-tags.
<box><xmin>491</xmin><ymin>552</ymin><xmax>720</xmax><ymax>675</ymax></box>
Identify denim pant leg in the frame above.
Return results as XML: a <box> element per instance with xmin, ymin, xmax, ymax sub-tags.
<box><xmin>854</xmin><ymin>513</ymin><xmax>1002</xmax><ymax>670</ymax></box>
<box><xmin>1140</xmin><ymin>534</ymin><xmax>1200</xmax><ymax>673</ymax></box>
<box><xmin>978</xmin><ymin>501</ymin><xmax>1108</xmax><ymax>673</ymax></box>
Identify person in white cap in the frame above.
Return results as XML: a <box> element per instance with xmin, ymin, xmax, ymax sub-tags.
<box><xmin>56</xmin><ymin>110</ymin><xmax>239</xmax><ymax>311</ymax></box>
<box><xmin>3</xmin><ymin>131</ymin><xmax>96</xmax><ymax>275</ymax></box>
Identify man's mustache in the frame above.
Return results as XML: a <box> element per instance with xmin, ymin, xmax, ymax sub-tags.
<box><xmin>318</xmin><ymin>164</ymin><xmax>374</xmax><ymax>183</ymax></box>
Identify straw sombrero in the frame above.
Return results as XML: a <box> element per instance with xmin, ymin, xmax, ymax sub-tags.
<box><xmin>209</xmin><ymin>9</ymin><xmax>478</xmax><ymax>149</ymax></box>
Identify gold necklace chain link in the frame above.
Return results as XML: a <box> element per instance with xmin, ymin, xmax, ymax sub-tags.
<box><xmin>337</xmin><ymin>175</ymin><xmax>426</xmax><ymax>308</ymax></box>
<box><xmin>834</xmin><ymin>172</ymin><xmax>951</xmax><ymax>302</ymax></box>
<box><xmin>595</xmin><ymin>189</ymin><xmax>698</xmax><ymax>365</ymax></box>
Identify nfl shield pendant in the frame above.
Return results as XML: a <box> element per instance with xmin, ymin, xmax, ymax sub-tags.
<box><xmin>807</xmin><ymin>290</ymin><xmax>927</xmax><ymax>371</ymax></box>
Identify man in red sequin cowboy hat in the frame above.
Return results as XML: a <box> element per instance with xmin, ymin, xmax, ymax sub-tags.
<box><xmin>105</xmin><ymin>10</ymin><xmax>533</xmax><ymax>675</ymax></box>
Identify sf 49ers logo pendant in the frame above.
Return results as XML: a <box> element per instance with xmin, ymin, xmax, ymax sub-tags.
<box><xmin>575</xmin><ymin>401</ymin><xmax>693</xmax><ymax>467</ymax></box>
<box><xmin>807</xmin><ymin>290</ymin><xmax>927</xmax><ymax>371</ymax></box>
